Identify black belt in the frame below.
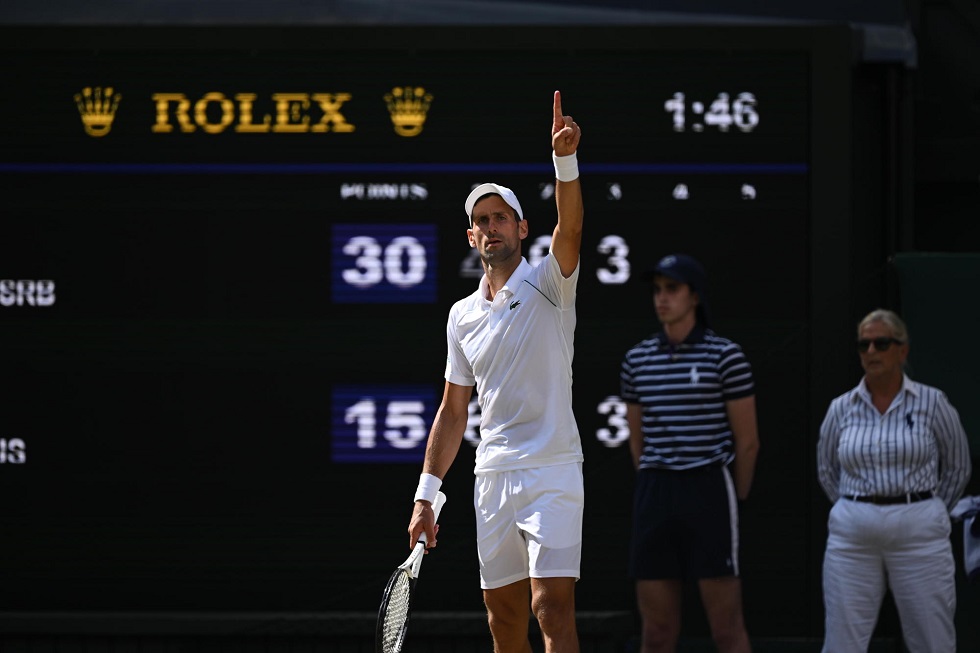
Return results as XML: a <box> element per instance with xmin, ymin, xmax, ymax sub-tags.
<box><xmin>845</xmin><ymin>491</ymin><xmax>933</xmax><ymax>505</ymax></box>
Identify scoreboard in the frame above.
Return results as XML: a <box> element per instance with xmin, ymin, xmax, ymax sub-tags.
<box><xmin>0</xmin><ymin>24</ymin><xmax>843</xmax><ymax>619</ymax></box>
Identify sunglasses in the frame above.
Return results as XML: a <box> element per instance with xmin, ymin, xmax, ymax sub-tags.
<box><xmin>856</xmin><ymin>337</ymin><xmax>904</xmax><ymax>353</ymax></box>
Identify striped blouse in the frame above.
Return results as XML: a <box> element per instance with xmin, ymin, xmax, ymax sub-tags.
<box><xmin>620</xmin><ymin>325</ymin><xmax>755</xmax><ymax>470</ymax></box>
<box><xmin>817</xmin><ymin>375</ymin><xmax>972</xmax><ymax>510</ymax></box>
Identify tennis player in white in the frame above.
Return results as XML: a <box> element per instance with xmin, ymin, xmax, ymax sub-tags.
<box><xmin>407</xmin><ymin>90</ymin><xmax>584</xmax><ymax>653</ymax></box>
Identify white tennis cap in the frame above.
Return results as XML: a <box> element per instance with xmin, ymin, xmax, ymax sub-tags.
<box><xmin>464</xmin><ymin>183</ymin><xmax>524</xmax><ymax>226</ymax></box>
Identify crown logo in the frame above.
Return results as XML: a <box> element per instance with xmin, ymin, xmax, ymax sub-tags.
<box><xmin>74</xmin><ymin>86</ymin><xmax>121</xmax><ymax>137</ymax></box>
<box><xmin>384</xmin><ymin>86</ymin><xmax>433</xmax><ymax>137</ymax></box>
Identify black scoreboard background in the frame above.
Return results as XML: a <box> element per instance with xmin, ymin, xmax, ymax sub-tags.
<box><xmin>0</xmin><ymin>25</ymin><xmax>849</xmax><ymax>630</ymax></box>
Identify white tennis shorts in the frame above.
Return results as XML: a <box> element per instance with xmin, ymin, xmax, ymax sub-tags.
<box><xmin>473</xmin><ymin>462</ymin><xmax>584</xmax><ymax>590</ymax></box>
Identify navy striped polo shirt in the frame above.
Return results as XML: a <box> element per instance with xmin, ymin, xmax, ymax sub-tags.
<box><xmin>620</xmin><ymin>324</ymin><xmax>755</xmax><ymax>470</ymax></box>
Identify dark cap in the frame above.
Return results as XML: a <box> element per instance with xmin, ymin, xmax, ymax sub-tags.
<box><xmin>644</xmin><ymin>253</ymin><xmax>707</xmax><ymax>288</ymax></box>
<box><xmin>643</xmin><ymin>253</ymin><xmax>711</xmax><ymax>327</ymax></box>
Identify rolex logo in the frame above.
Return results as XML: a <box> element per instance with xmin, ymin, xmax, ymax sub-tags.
<box><xmin>74</xmin><ymin>86</ymin><xmax>121</xmax><ymax>137</ymax></box>
<box><xmin>384</xmin><ymin>86</ymin><xmax>432</xmax><ymax>137</ymax></box>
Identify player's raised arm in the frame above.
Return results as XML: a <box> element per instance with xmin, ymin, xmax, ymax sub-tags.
<box><xmin>549</xmin><ymin>90</ymin><xmax>583</xmax><ymax>278</ymax></box>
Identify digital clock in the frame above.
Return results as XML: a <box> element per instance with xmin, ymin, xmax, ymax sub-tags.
<box><xmin>664</xmin><ymin>91</ymin><xmax>760</xmax><ymax>132</ymax></box>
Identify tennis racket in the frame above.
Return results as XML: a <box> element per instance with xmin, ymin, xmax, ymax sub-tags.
<box><xmin>375</xmin><ymin>490</ymin><xmax>447</xmax><ymax>653</ymax></box>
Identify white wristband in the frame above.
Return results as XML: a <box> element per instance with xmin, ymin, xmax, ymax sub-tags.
<box><xmin>414</xmin><ymin>473</ymin><xmax>443</xmax><ymax>504</ymax></box>
<box><xmin>553</xmin><ymin>151</ymin><xmax>579</xmax><ymax>182</ymax></box>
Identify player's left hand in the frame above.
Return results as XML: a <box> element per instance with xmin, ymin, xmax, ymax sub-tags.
<box><xmin>551</xmin><ymin>90</ymin><xmax>581</xmax><ymax>157</ymax></box>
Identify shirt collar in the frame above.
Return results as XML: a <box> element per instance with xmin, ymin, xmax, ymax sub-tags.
<box><xmin>653</xmin><ymin>323</ymin><xmax>710</xmax><ymax>354</ymax></box>
<box><xmin>655</xmin><ymin>322</ymin><xmax>708</xmax><ymax>346</ymax></box>
<box><xmin>851</xmin><ymin>373</ymin><xmax>920</xmax><ymax>404</ymax></box>
<box><xmin>479</xmin><ymin>257</ymin><xmax>531</xmax><ymax>301</ymax></box>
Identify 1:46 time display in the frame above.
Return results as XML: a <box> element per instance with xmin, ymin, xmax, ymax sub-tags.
<box><xmin>664</xmin><ymin>91</ymin><xmax>759</xmax><ymax>133</ymax></box>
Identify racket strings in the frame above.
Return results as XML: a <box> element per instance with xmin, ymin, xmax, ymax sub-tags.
<box><xmin>380</xmin><ymin>571</ymin><xmax>413</xmax><ymax>652</ymax></box>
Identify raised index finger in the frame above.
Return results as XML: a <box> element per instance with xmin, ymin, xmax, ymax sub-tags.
<box><xmin>553</xmin><ymin>90</ymin><xmax>563</xmax><ymax>130</ymax></box>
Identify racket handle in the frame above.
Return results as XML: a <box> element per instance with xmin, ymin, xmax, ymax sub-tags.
<box><xmin>418</xmin><ymin>491</ymin><xmax>447</xmax><ymax>545</ymax></box>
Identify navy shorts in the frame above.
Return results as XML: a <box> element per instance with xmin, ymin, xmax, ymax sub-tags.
<box><xmin>629</xmin><ymin>465</ymin><xmax>741</xmax><ymax>580</ymax></box>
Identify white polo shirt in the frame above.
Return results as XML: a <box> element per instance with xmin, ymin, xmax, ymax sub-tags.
<box><xmin>445</xmin><ymin>253</ymin><xmax>584</xmax><ymax>473</ymax></box>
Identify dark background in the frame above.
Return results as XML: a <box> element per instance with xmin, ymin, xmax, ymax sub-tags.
<box><xmin>0</xmin><ymin>1</ymin><xmax>978</xmax><ymax>650</ymax></box>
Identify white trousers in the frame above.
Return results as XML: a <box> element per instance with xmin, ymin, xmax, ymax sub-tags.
<box><xmin>821</xmin><ymin>497</ymin><xmax>957</xmax><ymax>653</ymax></box>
